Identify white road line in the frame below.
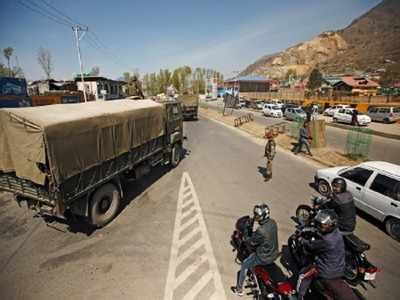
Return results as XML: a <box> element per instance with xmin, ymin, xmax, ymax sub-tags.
<box><xmin>176</xmin><ymin>238</ymin><xmax>204</xmax><ymax>266</ymax></box>
<box><xmin>163</xmin><ymin>172</ymin><xmax>227</xmax><ymax>300</ymax></box>
<box><xmin>182</xmin><ymin>272</ymin><xmax>213</xmax><ymax>300</ymax></box>
<box><xmin>178</xmin><ymin>227</ymin><xmax>201</xmax><ymax>247</ymax></box>
<box><xmin>174</xmin><ymin>254</ymin><xmax>208</xmax><ymax>288</ymax></box>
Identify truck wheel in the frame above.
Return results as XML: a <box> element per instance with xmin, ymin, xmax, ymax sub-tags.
<box><xmin>385</xmin><ymin>218</ymin><xmax>400</xmax><ymax>241</ymax></box>
<box><xmin>90</xmin><ymin>183</ymin><xmax>121</xmax><ymax>228</ymax></box>
<box><xmin>171</xmin><ymin>143</ymin><xmax>182</xmax><ymax>168</ymax></box>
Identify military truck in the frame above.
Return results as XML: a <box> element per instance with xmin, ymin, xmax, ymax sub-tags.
<box><xmin>0</xmin><ymin>99</ymin><xmax>183</xmax><ymax>227</ymax></box>
<box><xmin>178</xmin><ymin>94</ymin><xmax>199</xmax><ymax>120</ymax></box>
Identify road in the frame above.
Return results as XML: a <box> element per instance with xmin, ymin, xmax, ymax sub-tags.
<box><xmin>203</xmin><ymin>99</ymin><xmax>400</xmax><ymax>165</ymax></box>
<box><xmin>1</xmin><ymin>116</ymin><xmax>399</xmax><ymax>299</ymax></box>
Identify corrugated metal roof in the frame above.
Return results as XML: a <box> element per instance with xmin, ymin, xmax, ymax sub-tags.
<box><xmin>226</xmin><ymin>75</ymin><xmax>269</xmax><ymax>82</ymax></box>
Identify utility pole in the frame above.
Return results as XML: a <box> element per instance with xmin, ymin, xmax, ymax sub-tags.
<box><xmin>73</xmin><ymin>26</ymin><xmax>88</xmax><ymax>102</ymax></box>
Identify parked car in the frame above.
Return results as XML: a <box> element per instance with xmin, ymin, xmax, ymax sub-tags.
<box><xmin>333</xmin><ymin>108</ymin><xmax>371</xmax><ymax>126</ymax></box>
<box><xmin>255</xmin><ymin>101</ymin><xmax>264</xmax><ymax>110</ymax></box>
<box><xmin>368</xmin><ymin>106</ymin><xmax>400</xmax><ymax>123</ymax></box>
<box><xmin>324</xmin><ymin>104</ymin><xmax>350</xmax><ymax>116</ymax></box>
<box><xmin>314</xmin><ymin>161</ymin><xmax>400</xmax><ymax>240</ymax></box>
<box><xmin>284</xmin><ymin>107</ymin><xmax>306</xmax><ymax>121</ymax></box>
<box><xmin>281</xmin><ymin>103</ymin><xmax>298</xmax><ymax>113</ymax></box>
<box><xmin>262</xmin><ymin>104</ymin><xmax>283</xmax><ymax>118</ymax></box>
<box><xmin>270</xmin><ymin>99</ymin><xmax>284</xmax><ymax>109</ymax></box>
<box><xmin>236</xmin><ymin>100</ymin><xmax>246</xmax><ymax>109</ymax></box>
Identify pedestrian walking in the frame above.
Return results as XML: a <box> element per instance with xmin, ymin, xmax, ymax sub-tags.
<box><xmin>351</xmin><ymin>109</ymin><xmax>359</xmax><ymax>126</ymax></box>
<box><xmin>294</xmin><ymin>122</ymin><xmax>312</xmax><ymax>156</ymax></box>
<box><xmin>264</xmin><ymin>130</ymin><xmax>276</xmax><ymax>181</ymax></box>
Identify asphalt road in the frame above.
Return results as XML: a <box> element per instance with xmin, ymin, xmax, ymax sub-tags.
<box><xmin>1</xmin><ymin>116</ymin><xmax>399</xmax><ymax>300</ymax></box>
<box><xmin>203</xmin><ymin>99</ymin><xmax>400</xmax><ymax>165</ymax></box>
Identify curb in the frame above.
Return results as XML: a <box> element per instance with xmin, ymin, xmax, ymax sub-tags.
<box><xmin>326</xmin><ymin>123</ymin><xmax>400</xmax><ymax>140</ymax></box>
<box><xmin>206</xmin><ymin>104</ymin><xmax>400</xmax><ymax>140</ymax></box>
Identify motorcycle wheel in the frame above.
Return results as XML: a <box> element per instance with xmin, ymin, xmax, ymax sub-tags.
<box><xmin>344</xmin><ymin>252</ymin><xmax>362</xmax><ymax>286</ymax></box>
<box><xmin>295</xmin><ymin>205</ymin><xmax>313</xmax><ymax>224</ymax></box>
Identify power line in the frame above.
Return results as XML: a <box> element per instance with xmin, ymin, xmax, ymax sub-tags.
<box><xmin>39</xmin><ymin>0</ymin><xmax>86</xmax><ymax>28</ymax></box>
<box><xmin>16</xmin><ymin>0</ymin><xmax>129</xmax><ymax>74</ymax></box>
<box><xmin>16</xmin><ymin>0</ymin><xmax>71</xmax><ymax>27</ymax></box>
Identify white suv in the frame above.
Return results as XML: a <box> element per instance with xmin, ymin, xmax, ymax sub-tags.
<box><xmin>314</xmin><ymin>161</ymin><xmax>400</xmax><ymax>240</ymax></box>
<box><xmin>262</xmin><ymin>104</ymin><xmax>282</xmax><ymax>118</ymax></box>
<box><xmin>333</xmin><ymin>108</ymin><xmax>371</xmax><ymax>126</ymax></box>
<box><xmin>324</xmin><ymin>104</ymin><xmax>350</xmax><ymax>116</ymax></box>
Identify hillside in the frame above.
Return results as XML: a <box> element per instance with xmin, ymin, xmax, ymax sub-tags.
<box><xmin>241</xmin><ymin>0</ymin><xmax>400</xmax><ymax>79</ymax></box>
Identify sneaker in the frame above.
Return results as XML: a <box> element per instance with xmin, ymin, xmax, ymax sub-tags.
<box><xmin>230</xmin><ymin>286</ymin><xmax>244</xmax><ymax>296</ymax></box>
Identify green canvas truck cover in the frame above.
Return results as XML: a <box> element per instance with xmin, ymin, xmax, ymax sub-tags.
<box><xmin>0</xmin><ymin>99</ymin><xmax>165</xmax><ymax>186</ymax></box>
<box><xmin>178</xmin><ymin>95</ymin><xmax>199</xmax><ymax>107</ymax></box>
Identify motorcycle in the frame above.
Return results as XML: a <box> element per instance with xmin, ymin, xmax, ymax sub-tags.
<box><xmin>292</xmin><ymin>197</ymin><xmax>378</xmax><ymax>288</ymax></box>
<box><xmin>231</xmin><ymin>215</ymin><xmax>297</xmax><ymax>299</ymax></box>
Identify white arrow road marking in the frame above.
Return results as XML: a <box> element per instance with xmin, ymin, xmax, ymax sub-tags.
<box><xmin>164</xmin><ymin>172</ymin><xmax>227</xmax><ymax>300</ymax></box>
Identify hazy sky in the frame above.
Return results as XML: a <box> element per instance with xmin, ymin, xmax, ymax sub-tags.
<box><xmin>0</xmin><ymin>0</ymin><xmax>381</xmax><ymax>80</ymax></box>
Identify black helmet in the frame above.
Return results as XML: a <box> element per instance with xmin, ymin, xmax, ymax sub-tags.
<box><xmin>332</xmin><ymin>177</ymin><xmax>347</xmax><ymax>193</ymax></box>
<box><xmin>253</xmin><ymin>203</ymin><xmax>270</xmax><ymax>223</ymax></box>
<box><xmin>314</xmin><ymin>210</ymin><xmax>337</xmax><ymax>233</ymax></box>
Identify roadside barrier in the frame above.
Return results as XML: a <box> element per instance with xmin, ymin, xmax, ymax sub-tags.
<box><xmin>234</xmin><ymin>113</ymin><xmax>254</xmax><ymax>127</ymax></box>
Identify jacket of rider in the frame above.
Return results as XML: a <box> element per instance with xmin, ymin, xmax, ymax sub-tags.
<box><xmin>302</xmin><ymin>228</ymin><xmax>345</xmax><ymax>279</ymax></box>
<box><xmin>325</xmin><ymin>192</ymin><xmax>356</xmax><ymax>233</ymax></box>
<box><xmin>245</xmin><ymin>218</ymin><xmax>279</xmax><ymax>264</ymax></box>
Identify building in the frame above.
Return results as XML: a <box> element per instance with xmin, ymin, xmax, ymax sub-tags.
<box><xmin>28</xmin><ymin>79</ymin><xmax>76</xmax><ymax>96</ymax></box>
<box><xmin>333</xmin><ymin>76</ymin><xmax>379</xmax><ymax>96</ymax></box>
<box><xmin>224</xmin><ymin>75</ymin><xmax>271</xmax><ymax>94</ymax></box>
<box><xmin>75</xmin><ymin>76</ymin><xmax>124</xmax><ymax>101</ymax></box>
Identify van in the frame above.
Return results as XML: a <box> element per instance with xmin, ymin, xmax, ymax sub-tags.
<box><xmin>367</xmin><ymin>106</ymin><xmax>400</xmax><ymax>123</ymax></box>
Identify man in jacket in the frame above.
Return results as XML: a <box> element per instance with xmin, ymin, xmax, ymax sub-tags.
<box><xmin>323</xmin><ymin>177</ymin><xmax>356</xmax><ymax>234</ymax></box>
<box><xmin>294</xmin><ymin>122</ymin><xmax>312</xmax><ymax>156</ymax></box>
<box><xmin>231</xmin><ymin>204</ymin><xmax>279</xmax><ymax>296</ymax></box>
<box><xmin>299</xmin><ymin>210</ymin><xmax>358</xmax><ymax>300</ymax></box>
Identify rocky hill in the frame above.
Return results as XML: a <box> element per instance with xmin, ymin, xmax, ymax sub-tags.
<box><xmin>241</xmin><ymin>0</ymin><xmax>400</xmax><ymax>79</ymax></box>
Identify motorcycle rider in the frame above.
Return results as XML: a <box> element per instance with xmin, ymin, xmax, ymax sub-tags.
<box><xmin>231</xmin><ymin>203</ymin><xmax>279</xmax><ymax>296</ymax></box>
<box><xmin>299</xmin><ymin>210</ymin><xmax>358</xmax><ymax>300</ymax></box>
<box><xmin>323</xmin><ymin>177</ymin><xmax>356</xmax><ymax>234</ymax></box>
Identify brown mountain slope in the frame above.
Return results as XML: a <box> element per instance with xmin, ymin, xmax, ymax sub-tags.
<box><xmin>241</xmin><ymin>0</ymin><xmax>400</xmax><ymax>79</ymax></box>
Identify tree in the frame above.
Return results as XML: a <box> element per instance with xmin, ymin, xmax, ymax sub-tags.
<box><xmin>3</xmin><ymin>47</ymin><xmax>13</xmax><ymax>77</ymax></box>
<box><xmin>37</xmin><ymin>47</ymin><xmax>53</xmax><ymax>79</ymax></box>
<box><xmin>285</xmin><ymin>69</ymin><xmax>297</xmax><ymax>81</ymax></box>
<box><xmin>306</xmin><ymin>68</ymin><xmax>323</xmax><ymax>92</ymax></box>
<box><xmin>89</xmin><ymin>66</ymin><xmax>100</xmax><ymax>76</ymax></box>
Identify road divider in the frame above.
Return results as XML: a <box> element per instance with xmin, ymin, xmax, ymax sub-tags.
<box><xmin>164</xmin><ymin>172</ymin><xmax>226</xmax><ymax>300</ymax></box>
<box><xmin>234</xmin><ymin>113</ymin><xmax>254</xmax><ymax>127</ymax></box>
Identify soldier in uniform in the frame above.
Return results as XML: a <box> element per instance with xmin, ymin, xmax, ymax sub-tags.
<box><xmin>264</xmin><ymin>129</ymin><xmax>276</xmax><ymax>181</ymax></box>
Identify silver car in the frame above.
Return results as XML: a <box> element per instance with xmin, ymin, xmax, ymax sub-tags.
<box><xmin>368</xmin><ymin>106</ymin><xmax>400</xmax><ymax>123</ymax></box>
<box><xmin>284</xmin><ymin>107</ymin><xmax>306</xmax><ymax>121</ymax></box>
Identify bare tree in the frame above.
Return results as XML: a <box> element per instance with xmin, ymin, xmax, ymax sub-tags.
<box><xmin>3</xmin><ymin>47</ymin><xmax>13</xmax><ymax>76</ymax></box>
<box><xmin>37</xmin><ymin>47</ymin><xmax>53</xmax><ymax>79</ymax></box>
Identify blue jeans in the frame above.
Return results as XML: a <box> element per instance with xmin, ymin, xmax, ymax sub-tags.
<box><xmin>238</xmin><ymin>253</ymin><xmax>265</xmax><ymax>289</ymax></box>
<box><xmin>294</xmin><ymin>138</ymin><xmax>311</xmax><ymax>155</ymax></box>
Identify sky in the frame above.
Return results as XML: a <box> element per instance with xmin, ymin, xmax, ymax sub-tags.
<box><xmin>0</xmin><ymin>0</ymin><xmax>382</xmax><ymax>80</ymax></box>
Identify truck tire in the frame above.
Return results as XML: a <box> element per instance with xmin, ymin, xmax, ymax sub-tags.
<box><xmin>171</xmin><ymin>143</ymin><xmax>182</xmax><ymax>168</ymax></box>
<box><xmin>90</xmin><ymin>183</ymin><xmax>121</xmax><ymax>228</ymax></box>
